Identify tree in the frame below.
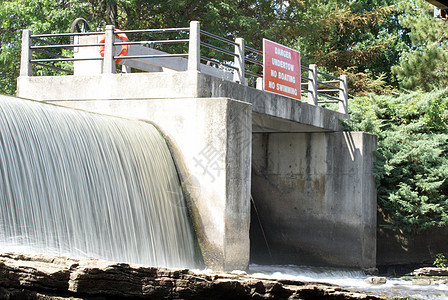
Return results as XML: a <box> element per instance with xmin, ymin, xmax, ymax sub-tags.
<box><xmin>347</xmin><ymin>89</ymin><xmax>448</xmax><ymax>232</ymax></box>
<box><xmin>0</xmin><ymin>0</ymin><xmax>90</xmax><ymax>94</ymax></box>
<box><xmin>292</xmin><ymin>0</ymin><xmax>410</xmax><ymax>95</ymax></box>
<box><xmin>391</xmin><ymin>0</ymin><xmax>448</xmax><ymax>91</ymax></box>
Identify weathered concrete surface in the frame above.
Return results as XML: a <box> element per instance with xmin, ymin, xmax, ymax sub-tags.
<box><xmin>0</xmin><ymin>252</ymin><xmax>385</xmax><ymax>299</ymax></box>
<box><xmin>251</xmin><ymin>132</ymin><xmax>377</xmax><ymax>269</ymax></box>
<box><xmin>17</xmin><ymin>71</ymin><xmax>346</xmax><ymax>132</ymax></box>
<box><xmin>28</xmin><ymin>97</ymin><xmax>252</xmax><ymax>272</ymax></box>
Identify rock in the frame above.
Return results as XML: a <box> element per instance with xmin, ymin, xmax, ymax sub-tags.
<box><xmin>0</xmin><ymin>252</ymin><xmax>386</xmax><ymax>300</ymax></box>
<box><xmin>432</xmin><ymin>279</ymin><xmax>448</xmax><ymax>284</ymax></box>
<box><xmin>412</xmin><ymin>267</ymin><xmax>448</xmax><ymax>276</ymax></box>
<box><xmin>412</xmin><ymin>279</ymin><xmax>432</xmax><ymax>285</ymax></box>
<box><xmin>230</xmin><ymin>270</ymin><xmax>248</xmax><ymax>276</ymax></box>
<box><xmin>364</xmin><ymin>277</ymin><xmax>387</xmax><ymax>284</ymax></box>
<box><xmin>411</xmin><ymin>278</ymin><xmax>448</xmax><ymax>285</ymax></box>
<box><xmin>363</xmin><ymin>268</ymin><xmax>379</xmax><ymax>275</ymax></box>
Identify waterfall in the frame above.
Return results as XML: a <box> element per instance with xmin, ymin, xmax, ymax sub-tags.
<box><xmin>0</xmin><ymin>95</ymin><xmax>198</xmax><ymax>268</ymax></box>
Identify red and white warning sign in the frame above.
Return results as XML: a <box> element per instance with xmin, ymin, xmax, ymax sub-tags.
<box><xmin>263</xmin><ymin>39</ymin><xmax>301</xmax><ymax>100</ymax></box>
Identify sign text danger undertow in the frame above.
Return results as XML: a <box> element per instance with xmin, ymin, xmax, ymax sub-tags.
<box><xmin>263</xmin><ymin>39</ymin><xmax>301</xmax><ymax>100</ymax></box>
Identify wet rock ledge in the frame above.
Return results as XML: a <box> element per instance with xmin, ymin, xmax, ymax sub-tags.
<box><xmin>0</xmin><ymin>252</ymin><xmax>383</xmax><ymax>299</ymax></box>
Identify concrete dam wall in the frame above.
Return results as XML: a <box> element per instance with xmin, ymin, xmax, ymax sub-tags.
<box><xmin>17</xmin><ymin>70</ymin><xmax>377</xmax><ymax>271</ymax></box>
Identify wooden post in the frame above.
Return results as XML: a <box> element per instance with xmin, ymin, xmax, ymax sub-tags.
<box><xmin>234</xmin><ymin>38</ymin><xmax>246</xmax><ymax>85</ymax></box>
<box><xmin>20</xmin><ymin>29</ymin><xmax>32</xmax><ymax>76</ymax></box>
<box><xmin>188</xmin><ymin>21</ymin><xmax>200</xmax><ymax>71</ymax></box>
<box><xmin>307</xmin><ymin>64</ymin><xmax>318</xmax><ymax>105</ymax></box>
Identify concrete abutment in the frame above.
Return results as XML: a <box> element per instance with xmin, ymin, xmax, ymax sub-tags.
<box><xmin>251</xmin><ymin>132</ymin><xmax>377</xmax><ymax>269</ymax></box>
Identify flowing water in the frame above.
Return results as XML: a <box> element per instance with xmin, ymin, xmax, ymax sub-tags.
<box><xmin>0</xmin><ymin>95</ymin><xmax>197</xmax><ymax>268</ymax></box>
<box><xmin>250</xmin><ymin>264</ymin><xmax>448</xmax><ymax>299</ymax></box>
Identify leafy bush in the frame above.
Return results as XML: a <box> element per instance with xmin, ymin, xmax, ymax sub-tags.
<box><xmin>433</xmin><ymin>253</ymin><xmax>447</xmax><ymax>268</ymax></box>
<box><xmin>347</xmin><ymin>89</ymin><xmax>448</xmax><ymax>232</ymax></box>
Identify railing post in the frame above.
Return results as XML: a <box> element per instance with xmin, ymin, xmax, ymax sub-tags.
<box><xmin>256</xmin><ymin>77</ymin><xmax>263</xmax><ymax>90</ymax></box>
<box><xmin>103</xmin><ymin>25</ymin><xmax>116</xmax><ymax>74</ymax></box>
<box><xmin>234</xmin><ymin>38</ymin><xmax>246</xmax><ymax>85</ymax></box>
<box><xmin>188</xmin><ymin>21</ymin><xmax>200</xmax><ymax>71</ymax></box>
<box><xmin>20</xmin><ymin>29</ymin><xmax>32</xmax><ymax>76</ymax></box>
<box><xmin>339</xmin><ymin>75</ymin><xmax>348</xmax><ymax>115</ymax></box>
<box><xmin>307</xmin><ymin>64</ymin><xmax>318</xmax><ymax>106</ymax></box>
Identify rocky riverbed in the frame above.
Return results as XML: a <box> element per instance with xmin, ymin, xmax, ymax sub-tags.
<box><xmin>0</xmin><ymin>252</ymin><xmax>384</xmax><ymax>299</ymax></box>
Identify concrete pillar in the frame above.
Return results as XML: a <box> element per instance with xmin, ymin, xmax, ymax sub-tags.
<box><xmin>34</xmin><ymin>96</ymin><xmax>253</xmax><ymax>272</ymax></box>
<box><xmin>188</xmin><ymin>21</ymin><xmax>200</xmax><ymax>72</ymax></box>
<box><xmin>339</xmin><ymin>75</ymin><xmax>348</xmax><ymax>115</ymax></box>
<box><xmin>307</xmin><ymin>64</ymin><xmax>318</xmax><ymax>106</ymax></box>
<box><xmin>233</xmin><ymin>38</ymin><xmax>245</xmax><ymax>85</ymax></box>
<box><xmin>20</xmin><ymin>29</ymin><xmax>32</xmax><ymax>76</ymax></box>
<box><xmin>256</xmin><ymin>78</ymin><xmax>263</xmax><ymax>90</ymax></box>
<box><xmin>103</xmin><ymin>25</ymin><xmax>116</xmax><ymax>74</ymax></box>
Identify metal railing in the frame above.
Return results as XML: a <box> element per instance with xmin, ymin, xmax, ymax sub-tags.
<box><xmin>21</xmin><ymin>30</ymin><xmax>105</xmax><ymax>75</ymax></box>
<box><xmin>20</xmin><ymin>21</ymin><xmax>348</xmax><ymax>115</ymax></box>
<box><xmin>301</xmin><ymin>65</ymin><xmax>348</xmax><ymax>114</ymax></box>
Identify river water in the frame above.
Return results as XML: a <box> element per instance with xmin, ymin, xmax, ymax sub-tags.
<box><xmin>250</xmin><ymin>264</ymin><xmax>448</xmax><ymax>299</ymax></box>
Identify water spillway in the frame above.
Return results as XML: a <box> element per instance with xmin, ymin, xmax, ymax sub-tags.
<box><xmin>0</xmin><ymin>95</ymin><xmax>198</xmax><ymax>268</ymax></box>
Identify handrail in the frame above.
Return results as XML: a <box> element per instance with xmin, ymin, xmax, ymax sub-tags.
<box><xmin>31</xmin><ymin>31</ymin><xmax>104</xmax><ymax>38</ymax></box>
<box><xmin>317</xmin><ymin>70</ymin><xmax>342</xmax><ymax>81</ymax></box>
<box><xmin>245</xmin><ymin>56</ymin><xmax>263</xmax><ymax>66</ymax></box>
<box><xmin>32</xmin><ymin>61</ymin><xmax>73</xmax><ymax>74</ymax></box>
<box><xmin>115</xmin><ymin>39</ymin><xmax>190</xmax><ymax>46</ymax></box>
<box><xmin>317</xmin><ymin>92</ymin><xmax>341</xmax><ymax>102</ymax></box>
<box><xmin>245</xmin><ymin>45</ymin><xmax>263</xmax><ymax>55</ymax></box>
<box><xmin>30</xmin><ymin>37</ymin><xmax>60</xmax><ymax>45</ymax></box>
<box><xmin>31</xmin><ymin>57</ymin><xmax>103</xmax><ymax>62</ymax></box>
<box><xmin>31</xmin><ymin>43</ymin><xmax>105</xmax><ymax>49</ymax></box>
<box><xmin>317</xmin><ymin>80</ymin><xmax>344</xmax><ymax>91</ymax></box>
<box><xmin>118</xmin><ymin>28</ymin><xmax>190</xmax><ymax>34</ymax></box>
<box><xmin>32</xmin><ymin>49</ymin><xmax>69</xmax><ymax>59</ymax></box>
<box><xmin>246</xmin><ymin>70</ymin><xmax>262</xmax><ymax>78</ymax></box>
<box><xmin>200</xmin><ymin>41</ymin><xmax>238</xmax><ymax>57</ymax></box>
<box><xmin>200</xmin><ymin>30</ymin><xmax>238</xmax><ymax>46</ymax></box>
<box><xmin>200</xmin><ymin>56</ymin><xmax>238</xmax><ymax>70</ymax></box>
<box><xmin>301</xmin><ymin>65</ymin><xmax>313</xmax><ymax>72</ymax></box>
<box><xmin>20</xmin><ymin>21</ymin><xmax>348</xmax><ymax>115</ymax></box>
<box><xmin>115</xmin><ymin>54</ymin><xmax>188</xmax><ymax>60</ymax></box>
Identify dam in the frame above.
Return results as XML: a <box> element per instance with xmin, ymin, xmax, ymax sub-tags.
<box><xmin>12</xmin><ymin>21</ymin><xmax>377</xmax><ymax>271</ymax></box>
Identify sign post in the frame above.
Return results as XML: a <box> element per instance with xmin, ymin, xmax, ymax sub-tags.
<box><xmin>263</xmin><ymin>39</ymin><xmax>301</xmax><ymax>100</ymax></box>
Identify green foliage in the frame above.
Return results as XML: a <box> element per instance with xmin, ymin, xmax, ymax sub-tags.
<box><xmin>392</xmin><ymin>0</ymin><xmax>448</xmax><ymax>91</ymax></box>
<box><xmin>0</xmin><ymin>0</ymin><xmax>90</xmax><ymax>94</ymax></box>
<box><xmin>293</xmin><ymin>0</ymin><xmax>408</xmax><ymax>95</ymax></box>
<box><xmin>348</xmin><ymin>89</ymin><xmax>448</xmax><ymax>232</ymax></box>
<box><xmin>433</xmin><ymin>253</ymin><xmax>447</xmax><ymax>268</ymax></box>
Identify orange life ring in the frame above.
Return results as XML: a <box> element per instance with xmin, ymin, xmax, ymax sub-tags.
<box><xmin>99</xmin><ymin>29</ymin><xmax>129</xmax><ymax>63</ymax></box>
